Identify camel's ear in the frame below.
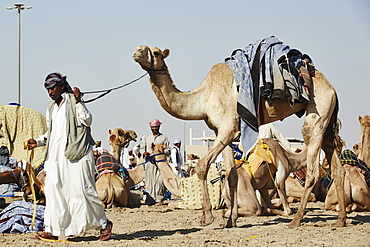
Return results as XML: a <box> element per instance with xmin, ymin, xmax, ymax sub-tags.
<box><xmin>151</xmin><ymin>143</ymin><xmax>155</xmax><ymax>150</ymax></box>
<box><xmin>359</xmin><ymin>116</ymin><xmax>362</xmax><ymax>122</ymax></box>
<box><xmin>109</xmin><ymin>129</ymin><xmax>112</xmax><ymax>134</ymax></box>
<box><xmin>162</xmin><ymin>49</ymin><xmax>170</xmax><ymax>59</ymax></box>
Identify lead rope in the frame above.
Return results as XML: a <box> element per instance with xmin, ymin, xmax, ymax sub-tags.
<box><xmin>23</xmin><ymin>141</ymin><xmax>38</xmax><ymax>231</ymax></box>
<box><xmin>24</xmin><ymin>142</ymin><xmax>75</xmax><ymax>243</ymax></box>
<box><xmin>81</xmin><ymin>73</ymin><xmax>148</xmax><ymax>103</ymax></box>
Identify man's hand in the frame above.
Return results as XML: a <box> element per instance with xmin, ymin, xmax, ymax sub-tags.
<box><xmin>27</xmin><ymin>139</ymin><xmax>37</xmax><ymax>150</ymax></box>
<box><xmin>73</xmin><ymin>87</ymin><xmax>82</xmax><ymax>103</ymax></box>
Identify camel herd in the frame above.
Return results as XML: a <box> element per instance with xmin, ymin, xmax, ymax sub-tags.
<box><xmin>1</xmin><ymin>40</ymin><xmax>369</xmax><ymax>232</ymax></box>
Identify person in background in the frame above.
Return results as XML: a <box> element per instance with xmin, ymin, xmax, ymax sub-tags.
<box><xmin>137</xmin><ymin>119</ymin><xmax>170</xmax><ymax>205</ymax></box>
<box><xmin>27</xmin><ymin>72</ymin><xmax>112</xmax><ymax>241</ymax></box>
<box><xmin>169</xmin><ymin>139</ymin><xmax>185</xmax><ymax>178</ymax></box>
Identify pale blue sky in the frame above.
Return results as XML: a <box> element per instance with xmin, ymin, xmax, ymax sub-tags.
<box><xmin>1</xmin><ymin>0</ymin><xmax>369</xmax><ymax>151</ymax></box>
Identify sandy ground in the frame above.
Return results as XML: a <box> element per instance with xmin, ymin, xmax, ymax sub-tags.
<box><xmin>0</xmin><ymin>195</ymin><xmax>369</xmax><ymax>247</ymax></box>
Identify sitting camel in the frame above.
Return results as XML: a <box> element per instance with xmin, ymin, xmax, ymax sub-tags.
<box><xmin>325</xmin><ymin>150</ymin><xmax>370</xmax><ymax>212</ymax></box>
<box><xmin>94</xmin><ymin>148</ymin><xmax>130</xmax><ymax>208</ymax></box>
<box><xmin>108</xmin><ymin>128</ymin><xmax>143</xmax><ymax>187</ymax></box>
<box><xmin>133</xmin><ymin>41</ymin><xmax>345</xmax><ymax>228</ymax></box>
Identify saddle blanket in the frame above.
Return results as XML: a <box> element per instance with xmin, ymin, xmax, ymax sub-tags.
<box><xmin>0</xmin><ymin>201</ymin><xmax>45</xmax><ymax>233</ymax></box>
<box><xmin>242</xmin><ymin>140</ymin><xmax>276</xmax><ymax>178</ymax></box>
<box><xmin>225</xmin><ymin>36</ymin><xmax>311</xmax><ymax>153</ymax></box>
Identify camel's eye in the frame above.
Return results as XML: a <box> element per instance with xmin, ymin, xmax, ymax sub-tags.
<box><xmin>153</xmin><ymin>51</ymin><xmax>160</xmax><ymax>56</ymax></box>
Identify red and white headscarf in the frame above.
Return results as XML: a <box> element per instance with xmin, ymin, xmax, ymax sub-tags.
<box><xmin>149</xmin><ymin>119</ymin><xmax>162</xmax><ymax>126</ymax></box>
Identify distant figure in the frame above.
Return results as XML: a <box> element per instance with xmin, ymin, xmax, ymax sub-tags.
<box><xmin>137</xmin><ymin>119</ymin><xmax>170</xmax><ymax>205</ymax></box>
<box><xmin>169</xmin><ymin>139</ymin><xmax>185</xmax><ymax>178</ymax></box>
<box><xmin>121</xmin><ymin>148</ymin><xmax>135</xmax><ymax>169</ymax></box>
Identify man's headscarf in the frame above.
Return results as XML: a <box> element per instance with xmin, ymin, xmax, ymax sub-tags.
<box><xmin>149</xmin><ymin>119</ymin><xmax>162</xmax><ymax>127</ymax></box>
<box><xmin>44</xmin><ymin>72</ymin><xmax>73</xmax><ymax>93</ymax></box>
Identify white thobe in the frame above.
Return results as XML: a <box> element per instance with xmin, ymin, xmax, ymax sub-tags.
<box><xmin>169</xmin><ymin>146</ymin><xmax>185</xmax><ymax>178</ymax></box>
<box><xmin>120</xmin><ymin>148</ymin><xmax>131</xmax><ymax>169</ymax></box>
<box><xmin>37</xmin><ymin>94</ymin><xmax>107</xmax><ymax>236</ymax></box>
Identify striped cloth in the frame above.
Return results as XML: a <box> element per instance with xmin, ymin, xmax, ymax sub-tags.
<box><xmin>321</xmin><ymin>150</ymin><xmax>370</xmax><ymax>191</ymax></box>
<box><xmin>340</xmin><ymin>149</ymin><xmax>370</xmax><ymax>187</ymax></box>
<box><xmin>95</xmin><ymin>152</ymin><xmax>128</xmax><ymax>180</ymax></box>
<box><xmin>0</xmin><ymin>201</ymin><xmax>45</xmax><ymax>233</ymax></box>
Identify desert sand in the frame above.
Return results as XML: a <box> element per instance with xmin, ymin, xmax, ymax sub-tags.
<box><xmin>0</xmin><ymin>195</ymin><xmax>369</xmax><ymax>247</ymax></box>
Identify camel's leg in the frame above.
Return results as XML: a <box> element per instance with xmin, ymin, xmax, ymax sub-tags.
<box><xmin>222</xmin><ymin>145</ymin><xmax>239</xmax><ymax>228</ymax></box>
<box><xmin>326</xmin><ymin>150</ymin><xmax>346</xmax><ymax>226</ymax></box>
<box><xmin>288</xmin><ymin>114</ymin><xmax>325</xmax><ymax>228</ymax></box>
<box><xmin>196</xmin><ymin>129</ymin><xmax>236</xmax><ymax>227</ymax></box>
<box><xmin>275</xmin><ymin>169</ymin><xmax>292</xmax><ymax>215</ymax></box>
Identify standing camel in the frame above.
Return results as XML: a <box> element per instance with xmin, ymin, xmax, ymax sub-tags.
<box><xmin>132</xmin><ymin>44</ymin><xmax>345</xmax><ymax>228</ymax></box>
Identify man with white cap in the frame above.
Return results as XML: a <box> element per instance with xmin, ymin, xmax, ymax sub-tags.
<box><xmin>137</xmin><ymin>118</ymin><xmax>170</xmax><ymax>205</ymax></box>
<box><xmin>169</xmin><ymin>139</ymin><xmax>185</xmax><ymax>178</ymax></box>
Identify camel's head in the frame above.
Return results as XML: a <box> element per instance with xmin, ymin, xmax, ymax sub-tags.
<box><xmin>151</xmin><ymin>143</ymin><xmax>167</xmax><ymax>155</ymax></box>
<box><xmin>359</xmin><ymin>115</ymin><xmax>370</xmax><ymax>127</ymax></box>
<box><xmin>132</xmin><ymin>46</ymin><xmax>170</xmax><ymax>71</ymax></box>
<box><xmin>109</xmin><ymin>128</ymin><xmax>137</xmax><ymax>148</ymax></box>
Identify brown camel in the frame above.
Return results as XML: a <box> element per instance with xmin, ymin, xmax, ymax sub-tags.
<box><xmin>150</xmin><ymin>143</ymin><xmax>181</xmax><ymax>197</ymax></box>
<box><xmin>0</xmin><ymin>168</ymin><xmax>29</xmax><ymax>191</ymax></box>
<box><xmin>94</xmin><ymin>128</ymin><xmax>139</xmax><ymax>208</ymax></box>
<box><xmin>325</xmin><ymin>164</ymin><xmax>370</xmax><ymax>212</ymax></box>
<box><xmin>223</xmin><ymin>138</ymin><xmax>316</xmax><ymax>217</ymax></box>
<box><xmin>96</xmin><ymin>172</ymin><xmax>128</xmax><ymax>208</ymax></box>
<box><xmin>132</xmin><ymin>44</ymin><xmax>345</xmax><ymax>228</ymax></box>
<box><xmin>108</xmin><ymin>128</ymin><xmax>144</xmax><ymax>187</ymax></box>
<box><xmin>109</xmin><ymin>128</ymin><xmax>137</xmax><ymax>164</ymax></box>
<box><xmin>358</xmin><ymin>115</ymin><xmax>370</xmax><ymax>165</ymax></box>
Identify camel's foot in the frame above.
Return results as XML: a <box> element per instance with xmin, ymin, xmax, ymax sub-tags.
<box><xmin>287</xmin><ymin>218</ymin><xmax>301</xmax><ymax>228</ymax></box>
<box><xmin>346</xmin><ymin>203</ymin><xmax>358</xmax><ymax>213</ymax></box>
<box><xmin>200</xmin><ymin>211</ymin><xmax>215</xmax><ymax>226</ymax></box>
<box><xmin>220</xmin><ymin>219</ymin><xmax>237</xmax><ymax>228</ymax></box>
<box><xmin>266</xmin><ymin>208</ymin><xmax>291</xmax><ymax>216</ymax></box>
<box><xmin>331</xmin><ymin>219</ymin><xmax>346</xmax><ymax>227</ymax></box>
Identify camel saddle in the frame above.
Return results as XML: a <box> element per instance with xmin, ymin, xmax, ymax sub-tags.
<box><xmin>242</xmin><ymin>140</ymin><xmax>276</xmax><ymax>178</ymax></box>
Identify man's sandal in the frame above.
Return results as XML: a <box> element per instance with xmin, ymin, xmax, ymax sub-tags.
<box><xmin>31</xmin><ymin>232</ymin><xmax>58</xmax><ymax>240</ymax></box>
<box><xmin>99</xmin><ymin>220</ymin><xmax>113</xmax><ymax>241</ymax></box>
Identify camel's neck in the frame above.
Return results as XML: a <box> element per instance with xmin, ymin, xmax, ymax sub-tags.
<box><xmin>359</xmin><ymin>124</ymin><xmax>370</xmax><ymax>164</ymax></box>
<box><xmin>286</xmin><ymin>146</ymin><xmax>308</xmax><ymax>171</ymax></box>
<box><xmin>110</xmin><ymin>145</ymin><xmax>123</xmax><ymax>164</ymax></box>
<box><xmin>148</xmin><ymin>69</ymin><xmax>207</xmax><ymax>120</ymax></box>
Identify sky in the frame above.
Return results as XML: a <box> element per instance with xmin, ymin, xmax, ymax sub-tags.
<box><xmin>0</xmin><ymin>0</ymin><xmax>369</xmax><ymax>152</ymax></box>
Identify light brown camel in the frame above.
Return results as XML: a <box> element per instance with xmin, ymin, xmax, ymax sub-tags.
<box><xmin>108</xmin><ymin>128</ymin><xmax>144</xmax><ymax>187</ymax></box>
<box><xmin>325</xmin><ymin>164</ymin><xmax>370</xmax><ymax>212</ymax></box>
<box><xmin>150</xmin><ymin>143</ymin><xmax>181</xmax><ymax>197</ymax></box>
<box><xmin>223</xmin><ymin>138</ymin><xmax>315</xmax><ymax>217</ymax></box>
<box><xmin>132</xmin><ymin>45</ymin><xmax>345</xmax><ymax>228</ymax></box>
<box><xmin>94</xmin><ymin>128</ymin><xmax>139</xmax><ymax>208</ymax></box>
<box><xmin>109</xmin><ymin>128</ymin><xmax>137</xmax><ymax>164</ymax></box>
<box><xmin>358</xmin><ymin>115</ymin><xmax>370</xmax><ymax>165</ymax></box>
<box><xmin>96</xmin><ymin>172</ymin><xmax>128</xmax><ymax>208</ymax></box>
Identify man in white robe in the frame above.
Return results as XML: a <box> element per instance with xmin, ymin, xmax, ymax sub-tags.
<box><xmin>27</xmin><ymin>72</ymin><xmax>112</xmax><ymax>241</ymax></box>
<box><xmin>169</xmin><ymin>139</ymin><xmax>185</xmax><ymax>178</ymax></box>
